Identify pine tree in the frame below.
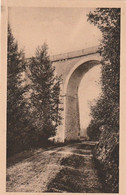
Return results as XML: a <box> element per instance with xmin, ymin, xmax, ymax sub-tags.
<box><xmin>7</xmin><ymin>25</ymin><xmax>27</xmax><ymax>156</ymax></box>
<box><xmin>28</xmin><ymin>44</ymin><xmax>62</xmax><ymax>145</ymax></box>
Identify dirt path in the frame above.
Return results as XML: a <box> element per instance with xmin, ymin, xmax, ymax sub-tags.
<box><xmin>6</xmin><ymin>142</ymin><xmax>103</xmax><ymax>193</ymax></box>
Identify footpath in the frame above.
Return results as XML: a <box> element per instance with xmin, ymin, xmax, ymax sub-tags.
<box><xmin>7</xmin><ymin>142</ymin><xmax>103</xmax><ymax>193</ymax></box>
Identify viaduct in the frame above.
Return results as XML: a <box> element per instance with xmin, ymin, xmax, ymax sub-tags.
<box><xmin>50</xmin><ymin>46</ymin><xmax>102</xmax><ymax>142</ymax></box>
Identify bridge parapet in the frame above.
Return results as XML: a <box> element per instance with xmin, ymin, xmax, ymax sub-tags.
<box><xmin>50</xmin><ymin>46</ymin><xmax>99</xmax><ymax>62</ymax></box>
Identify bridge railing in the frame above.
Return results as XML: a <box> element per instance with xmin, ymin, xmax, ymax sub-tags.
<box><xmin>50</xmin><ymin>46</ymin><xmax>99</xmax><ymax>62</ymax></box>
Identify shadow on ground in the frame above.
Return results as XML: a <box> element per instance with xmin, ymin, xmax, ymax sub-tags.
<box><xmin>7</xmin><ymin>142</ymin><xmax>103</xmax><ymax>193</ymax></box>
<box><xmin>45</xmin><ymin>143</ymin><xmax>103</xmax><ymax>193</ymax></box>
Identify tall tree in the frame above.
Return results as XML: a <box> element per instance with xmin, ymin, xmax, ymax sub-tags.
<box><xmin>87</xmin><ymin>9</ymin><xmax>120</xmax><ymax>192</ymax></box>
<box><xmin>28</xmin><ymin>44</ymin><xmax>62</xmax><ymax>144</ymax></box>
<box><xmin>87</xmin><ymin>8</ymin><xmax>120</xmax><ymax>135</ymax></box>
<box><xmin>7</xmin><ymin>25</ymin><xmax>27</xmax><ymax>156</ymax></box>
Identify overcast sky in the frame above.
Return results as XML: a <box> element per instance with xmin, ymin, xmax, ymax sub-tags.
<box><xmin>8</xmin><ymin>7</ymin><xmax>102</xmax><ymax>133</ymax></box>
<box><xmin>9</xmin><ymin>7</ymin><xmax>102</xmax><ymax>57</ymax></box>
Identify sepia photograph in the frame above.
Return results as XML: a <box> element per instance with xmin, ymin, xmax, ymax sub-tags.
<box><xmin>1</xmin><ymin>0</ymin><xmax>125</xmax><ymax>194</ymax></box>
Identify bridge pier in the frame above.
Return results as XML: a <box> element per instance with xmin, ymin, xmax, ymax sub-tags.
<box><xmin>65</xmin><ymin>94</ymin><xmax>80</xmax><ymax>141</ymax></box>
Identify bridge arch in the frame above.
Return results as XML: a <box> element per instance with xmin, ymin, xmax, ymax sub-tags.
<box><xmin>63</xmin><ymin>56</ymin><xmax>102</xmax><ymax>141</ymax></box>
<box><xmin>51</xmin><ymin>47</ymin><xmax>102</xmax><ymax>142</ymax></box>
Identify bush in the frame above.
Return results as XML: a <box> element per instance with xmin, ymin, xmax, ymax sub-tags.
<box><xmin>93</xmin><ymin>126</ymin><xmax>119</xmax><ymax>192</ymax></box>
<box><xmin>87</xmin><ymin>121</ymin><xmax>101</xmax><ymax>141</ymax></box>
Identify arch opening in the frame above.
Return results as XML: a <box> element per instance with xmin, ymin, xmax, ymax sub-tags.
<box><xmin>64</xmin><ymin>60</ymin><xmax>101</xmax><ymax>141</ymax></box>
<box><xmin>78</xmin><ymin>65</ymin><xmax>102</xmax><ymax>139</ymax></box>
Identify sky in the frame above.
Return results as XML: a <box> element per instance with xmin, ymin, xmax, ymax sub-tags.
<box><xmin>78</xmin><ymin>65</ymin><xmax>102</xmax><ymax>136</ymax></box>
<box><xmin>8</xmin><ymin>7</ymin><xmax>102</xmax><ymax>57</ymax></box>
<box><xmin>9</xmin><ymin>7</ymin><xmax>102</xmax><ymax>134</ymax></box>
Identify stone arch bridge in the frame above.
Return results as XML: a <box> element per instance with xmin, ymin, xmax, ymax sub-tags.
<box><xmin>50</xmin><ymin>46</ymin><xmax>102</xmax><ymax>142</ymax></box>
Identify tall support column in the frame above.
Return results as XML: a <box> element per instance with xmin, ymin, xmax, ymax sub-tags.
<box><xmin>64</xmin><ymin>93</ymin><xmax>80</xmax><ymax>141</ymax></box>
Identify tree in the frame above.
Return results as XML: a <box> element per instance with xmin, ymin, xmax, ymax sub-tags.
<box><xmin>87</xmin><ymin>8</ymin><xmax>120</xmax><ymax>134</ymax></box>
<box><xmin>7</xmin><ymin>25</ymin><xmax>28</xmax><ymax>156</ymax></box>
<box><xmin>87</xmin><ymin>9</ymin><xmax>120</xmax><ymax>192</ymax></box>
<box><xmin>28</xmin><ymin>44</ymin><xmax>62</xmax><ymax>144</ymax></box>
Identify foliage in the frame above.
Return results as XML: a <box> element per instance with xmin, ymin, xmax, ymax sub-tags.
<box><xmin>93</xmin><ymin>128</ymin><xmax>119</xmax><ymax>192</ymax></box>
<box><xmin>28</xmin><ymin>44</ymin><xmax>62</xmax><ymax>144</ymax></box>
<box><xmin>7</xmin><ymin>25</ymin><xmax>29</xmax><ymax>156</ymax></box>
<box><xmin>87</xmin><ymin>120</ymin><xmax>101</xmax><ymax>141</ymax></box>
<box><xmin>7</xmin><ymin>26</ymin><xmax>62</xmax><ymax>156</ymax></box>
<box><xmin>87</xmin><ymin>8</ymin><xmax>120</xmax><ymax>135</ymax></box>
<box><xmin>87</xmin><ymin>8</ymin><xmax>120</xmax><ymax>192</ymax></box>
